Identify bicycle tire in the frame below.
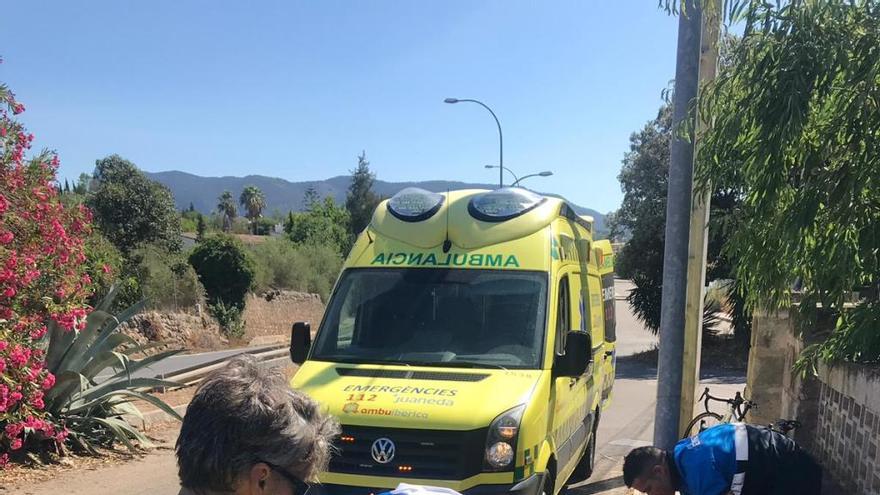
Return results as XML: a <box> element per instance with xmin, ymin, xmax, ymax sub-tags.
<box><xmin>683</xmin><ymin>412</ymin><xmax>723</xmax><ymax>438</ymax></box>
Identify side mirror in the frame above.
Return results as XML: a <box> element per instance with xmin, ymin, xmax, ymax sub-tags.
<box><xmin>553</xmin><ymin>331</ymin><xmax>591</xmax><ymax>378</ymax></box>
<box><xmin>290</xmin><ymin>321</ymin><xmax>312</xmax><ymax>364</ymax></box>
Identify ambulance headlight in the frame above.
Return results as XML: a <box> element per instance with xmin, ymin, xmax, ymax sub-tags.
<box><xmin>484</xmin><ymin>404</ymin><xmax>525</xmax><ymax>470</ymax></box>
<box><xmin>387</xmin><ymin>188</ymin><xmax>444</xmax><ymax>222</ymax></box>
<box><xmin>468</xmin><ymin>188</ymin><xmax>546</xmax><ymax>222</ymax></box>
<box><xmin>486</xmin><ymin>442</ymin><xmax>515</xmax><ymax>468</ymax></box>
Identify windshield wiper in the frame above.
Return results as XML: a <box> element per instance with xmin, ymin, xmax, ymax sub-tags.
<box><xmin>446</xmin><ymin>361</ymin><xmax>509</xmax><ymax>371</ymax></box>
<box><xmin>314</xmin><ymin>356</ymin><xmax>403</xmax><ymax>366</ymax></box>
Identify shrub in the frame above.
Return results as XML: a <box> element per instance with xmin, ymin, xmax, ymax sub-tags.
<box><xmin>83</xmin><ymin>231</ymin><xmax>123</xmax><ymax>305</ymax></box>
<box><xmin>180</xmin><ymin>213</ymin><xmax>198</xmax><ymax>233</ymax></box>
<box><xmin>250</xmin><ymin>238</ymin><xmax>342</xmax><ymax>301</ymax></box>
<box><xmin>44</xmin><ymin>288</ymin><xmax>182</xmax><ymax>454</ymax></box>
<box><xmin>0</xmin><ymin>83</ymin><xmax>108</xmax><ymax>463</ymax></box>
<box><xmin>188</xmin><ymin>235</ymin><xmax>255</xmax><ymax>309</ymax></box>
<box><xmin>294</xmin><ymin>243</ymin><xmax>343</xmax><ymax>302</ymax></box>
<box><xmin>208</xmin><ymin>300</ymin><xmax>245</xmax><ymax>339</ymax></box>
<box><xmin>128</xmin><ymin>245</ymin><xmax>205</xmax><ymax>310</ymax></box>
<box><xmin>252</xmin><ymin>217</ymin><xmax>276</xmax><ymax>236</ymax></box>
<box><xmin>286</xmin><ymin>197</ymin><xmax>351</xmax><ymax>255</ymax></box>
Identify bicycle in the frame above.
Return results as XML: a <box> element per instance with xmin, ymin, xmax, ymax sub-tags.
<box><xmin>768</xmin><ymin>418</ymin><xmax>801</xmax><ymax>437</ymax></box>
<box><xmin>683</xmin><ymin>387</ymin><xmax>757</xmax><ymax>438</ymax></box>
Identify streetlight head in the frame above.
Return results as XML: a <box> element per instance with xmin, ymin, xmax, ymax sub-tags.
<box><xmin>484</xmin><ymin>164</ymin><xmax>495</xmax><ymax>169</ymax></box>
<box><xmin>539</xmin><ymin>171</ymin><xmax>553</xmax><ymax>177</ymax></box>
<box><xmin>444</xmin><ymin>98</ymin><xmax>459</xmax><ymax>104</ymax></box>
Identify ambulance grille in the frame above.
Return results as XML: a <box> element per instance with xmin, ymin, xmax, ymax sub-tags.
<box><xmin>335</xmin><ymin>368</ymin><xmax>489</xmax><ymax>382</ymax></box>
<box><xmin>330</xmin><ymin>425</ymin><xmax>490</xmax><ymax>480</ymax></box>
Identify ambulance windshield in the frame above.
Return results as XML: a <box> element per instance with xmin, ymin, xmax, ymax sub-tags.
<box><xmin>311</xmin><ymin>268</ymin><xmax>548</xmax><ymax>369</ymax></box>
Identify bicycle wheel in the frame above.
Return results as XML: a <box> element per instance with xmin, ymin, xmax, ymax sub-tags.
<box><xmin>683</xmin><ymin>412</ymin><xmax>723</xmax><ymax>438</ymax></box>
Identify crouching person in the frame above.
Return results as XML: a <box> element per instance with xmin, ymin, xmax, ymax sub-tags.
<box><xmin>176</xmin><ymin>355</ymin><xmax>339</xmax><ymax>495</ymax></box>
<box><xmin>623</xmin><ymin>423</ymin><xmax>822</xmax><ymax>495</ymax></box>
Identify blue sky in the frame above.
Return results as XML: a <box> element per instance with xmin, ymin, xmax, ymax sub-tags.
<box><xmin>1</xmin><ymin>1</ymin><xmax>677</xmax><ymax>213</ymax></box>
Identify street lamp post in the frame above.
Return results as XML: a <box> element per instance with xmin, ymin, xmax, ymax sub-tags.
<box><xmin>444</xmin><ymin>98</ymin><xmax>504</xmax><ymax>188</ymax></box>
<box><xmin>484</xmin><ymin>164</ymin><xmax>518</xmax><ymax>186</ymax></box>
<box><xmin>511</xmin><ymin>171</ymin><xmax>553</xmax><ymax>187</ymax></box>
<box><xmin>485</xmin><ymin>165</ymin><xmax>553</xmax><ymax>187</ymax></box>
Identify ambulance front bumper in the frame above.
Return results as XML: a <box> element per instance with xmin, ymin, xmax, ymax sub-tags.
<box><xmin>316</xmin><ymin>473</ymin><xmax>545</xmax><ymax>495</ymax></box>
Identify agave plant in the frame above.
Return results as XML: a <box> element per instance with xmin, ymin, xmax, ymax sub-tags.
<box><xmin>43</xmin><ymin>286</ymin><xmax>183</xmax><ymax>453</ymax></box>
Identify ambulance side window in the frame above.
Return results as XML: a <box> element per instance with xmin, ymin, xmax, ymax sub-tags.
<box><xmin>335</xmin><ymin>293</ymin><xmax>356</xmax><ymax>349</ymax></box>
<box><xmin>555</xmin><ymin>276</ymin><xmax>570</xmax><ymax>355</ymax></box>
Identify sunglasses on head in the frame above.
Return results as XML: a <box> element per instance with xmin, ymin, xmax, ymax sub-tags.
<box><xmin>259</xmin><ymin>460</ymin><xmax>311</xmax><ymax>495</ymax></box>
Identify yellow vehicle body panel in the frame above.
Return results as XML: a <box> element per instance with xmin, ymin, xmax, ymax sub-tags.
<box><xmin>291</xmin><ymin>189</ymin><xmax>615</xmax><ymax>495</ymax></box>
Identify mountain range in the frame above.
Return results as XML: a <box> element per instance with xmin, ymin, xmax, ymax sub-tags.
<box><xmin>145</xmin><ymin>171</ymin><xmax>606</xmax><ymax>232</ymax></box>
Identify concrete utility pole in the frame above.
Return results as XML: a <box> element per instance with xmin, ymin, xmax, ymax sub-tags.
<box><xmin>654</xmin><ymin>0</ymin><xmax>705</xmax><ymax>450</ymax></box>
<box><xmin>678</xmin><ymin>0</ymin><xmax>722</xmax><ymax>438</ymax></box>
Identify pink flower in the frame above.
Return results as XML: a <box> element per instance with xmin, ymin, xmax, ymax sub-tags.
<box><xmin>0</xmin><ymin>341</ymin><xmax>7</xmax><ymax>351</ymax></box>
<box><xmin>0</xmin><ymin>231</ymin><xmax>13</xmax><ymax>244</ymax></box>
<box><xmin>4</xmin><ymin>422</ymin><xmax>21</xmax><ymax>439</ymax></box>
<box><xmin>3</xmin><ymin>287</ymin><xmax>15</xmax><ymax>298</ymax></box>
<box><xmin>0</xmin><ymin>453</ymin><xmax>9</xmax><ymax>468</ymax></box>
<box><xmin>12</xmin><ymin>102</ymin><xmax>25</xmax><ymax>115</ymax></box>
<box><xmin>102</xmin><ymin>264</ymin><xmax>112</xmax><ymax>274</ymax></box>
<box><xmin>9</xmin><ymin>346</ymin><xmax>29</xmax><ymax>367</ymax></box>
<box><xmin>41</xmin><ymin>373</ymin><xmax>55</xmax><ymax>390</ymax></box>
<box><xmin>30</xmin><ymin>326</ymin><xmax>48</xmax><ymax>340</ymax></box>
<box><xmin>0</xmin><ymin>359</ymin><xmax>5</xmax><ymax>374</ymax></box>
<box><xmin>55</xmin><ymin>429</ymin><xmax>68</xmax><ymax>443</ymax></box>
<box><xmin>10</xmin><ymin>438</ymin><xmax>22</xmax><ymax>450</ymax></box>
<box><xmin>28</xmin><ymin>366</ymin><xmax>43</xmax><ymax>381</ymax></box>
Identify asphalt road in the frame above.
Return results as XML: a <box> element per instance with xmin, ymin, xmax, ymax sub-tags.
<box><xmin>19</xmin><ymin>279</ymin><xmax>744</xmax><ymax>495</ymax></box>
<box><xmin>95</xmin><ymin>345</ymin><xmax>283</xmax><ymax>381</ymax></box>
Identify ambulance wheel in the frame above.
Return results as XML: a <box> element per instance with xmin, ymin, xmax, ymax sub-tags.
<box><xmin>572</xmin><ymin>429</ymin><xmax>596</xmax><ymax>481</ymax></box>
<box><xmin>542</xmin><ymin>471</ymin><xmax>554</xmax><ymax>495</ymax></box>
<box><xmin>569</xmin><ymin>415</ymin><xmax>598</xmax><ymax>483</ymax></box>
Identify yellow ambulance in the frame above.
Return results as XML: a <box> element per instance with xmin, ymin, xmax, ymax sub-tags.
<box><xmin>290</xmin><ymin>187</ymin><xmax>617</xmax><ymax>495</ymax></box>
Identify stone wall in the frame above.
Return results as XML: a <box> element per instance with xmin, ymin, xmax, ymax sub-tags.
<box><xmin>122</xmin><ymin>290</ymin><xmax>325</xmax><ymax>351</ymax></box>
<box><xmin>814</xmin><ymin>362</ymin><xmax>880</xmax><ymax>495</ymax></box>
<box><xmin>746</xmin><ymin>309</ymin><xmax>879</xmax><ymax>494</ymax></box>
<box><xmin>122</xmin><ymin>310</ymin><xmax>227</xmax><ymax>352</ymax></box>
<box><xmin>242</xmin><ymin>290</ymin><xmax>325</xmax><ymax>342</ymax></box>
<box><xmin>744</xmin><ymin>310</ymin><xmax>822</xmax><ymax>451</ymax></box>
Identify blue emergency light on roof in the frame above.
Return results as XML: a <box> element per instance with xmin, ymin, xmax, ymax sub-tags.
<box><xmin>468</xmin><ymin>187</ymin><xmax>546</xmax><ymax>222</ymax></box>
<box><xmin>387</xmin><ymin>188</ymin><xmax>445</xmax><ymax>222</ymax></box>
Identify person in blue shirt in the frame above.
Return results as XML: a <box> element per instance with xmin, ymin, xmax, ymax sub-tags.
<box><xmin>622</xmin><ymin>424</ymin><xmax>822</xmax><ymax>495</ymax></box>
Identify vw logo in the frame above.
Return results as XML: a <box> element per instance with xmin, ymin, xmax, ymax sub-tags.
<box><xmin>371</xmin><ymin>437</ymin><xmax>396</xmax><ymax>464</ymax></box>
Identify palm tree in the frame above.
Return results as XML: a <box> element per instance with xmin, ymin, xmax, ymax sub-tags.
<box><xmin>217</xmin><ymin>190</ymin><xmax>237</xmax><ymax>233</ymax></box>
<box><xmin>239</xmin><ymin>185</ymin><xmax>266</xmax><ymax>234</ymax></box>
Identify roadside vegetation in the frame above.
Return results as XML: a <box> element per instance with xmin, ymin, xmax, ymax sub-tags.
<box><xmin>0</xmin><ymin>70</ymin><xmax>380</xmax><ymax>467</ymax></box>
<box><xmin>614</xmin><ymin>1</ymin><xmax>880</xmax><ymax>370</ymax></box>
<box><xmin>0</xmin><ymin>83</ymin><xmax>182</xmax><ymax>466</ymax></box>
<box><xmin>696</xmin><ymin>0</ymin><xmax>880</xmax><ymax>369</ymax></box>
<box><xmin>608</xmin><ymin>102</ymin><xmax>750</xmax><ymax>357</ymax></box>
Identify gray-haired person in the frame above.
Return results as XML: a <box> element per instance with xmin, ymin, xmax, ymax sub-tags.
<box><xmin>176</xmin><ymin>355</ymin><xmax>339</xmax><ymax>495</ymax></box>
